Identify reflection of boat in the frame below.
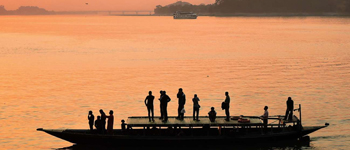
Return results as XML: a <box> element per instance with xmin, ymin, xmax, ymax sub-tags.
<box><xmin>37</xmin><ymin>105</ymin><xmax>328</xmax><ymax>146</ymax></box>
<box><xmin>173</xmin><ymin>11</ymin><xmax>197</xmax><ymax>19</ymax></box>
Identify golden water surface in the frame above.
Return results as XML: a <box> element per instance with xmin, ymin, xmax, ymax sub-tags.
<box><xmin>0</xmin><ymin>16</ymin><xmax>349</xmax><ymax>149</ymax></box>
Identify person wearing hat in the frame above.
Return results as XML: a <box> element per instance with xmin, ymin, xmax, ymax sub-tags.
<box><xmin>284</xmin><ymin>97</ymin><xmax>294</xmax><ymax>121</ymax></box>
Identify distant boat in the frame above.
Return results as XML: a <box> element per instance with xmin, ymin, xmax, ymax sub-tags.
<box><xmin>37</xmin><ymin>105</ymin><xmax>328</xmax><ymax>146</ymax></box>
<box><xmin>173</xmin><ymin>11</ymin><xmax>197</xmax><ymax>19</ymax></box>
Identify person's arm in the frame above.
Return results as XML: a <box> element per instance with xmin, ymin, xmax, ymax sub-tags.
<box><xmin>183</xmin><ymin>95</ymin><xmax>186</xmax><ymax>105</ymax></box>
<box><xmin>144</xmin><ymin>96</ymin><xmax>148</xmax><ymax>106</ymax></box>
<box><xmin>168</xmin><ymin>96</ymin><xmax>171</xmax><ymax>102</ymax></box>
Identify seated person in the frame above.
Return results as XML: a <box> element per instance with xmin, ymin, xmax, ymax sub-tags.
<box><xmin>208</xmin><ymin>107</ymin><xmax>217</xmax><ymax>122</ymax></box>
<box><xmin>94</xmin><ymin>116</ymin><xmax>102</xmax><ymax>133</ymax></box>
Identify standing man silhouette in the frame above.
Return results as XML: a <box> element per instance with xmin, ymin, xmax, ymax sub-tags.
<box><xmin>159</xmin><ymin>90</ymin><xmax>164</xmax><ymax>120</ymax></box>
<box><xmin>223</xmin><ymin>92</ymin><xmax>230</xmax><ymax>121</ymax></box>
<box><xmin>284</xmin><ymin>97</ymin><xmax>294</xmax><ymax>121</ymax></box>
<box><xmin>192</xmin><ymin>94</ymin><xmax>200</xmax><ymax>121</ymax></box>
<box><xmin>88</xmin><ymin>111</ymin><xmax>94</xmax><ymax>132</ymax></box>
<box><xmin>161</xmin><ymin>91</ymin><xmax>171</xmax><ymax>122</ymax></box>
<box><xmin>176</xmin><ymin>88</ymin><xmax>186</xmax><ymax>120</ymax></box>
<box><xmin>99</xmin><ymin>109</ymin><xmax>107</xmax><ymax>134</ymax></box>
<box><xmin>145</xmin><ymin>91</ymin><xmax>155</xmax><ymax>122</ymax></box>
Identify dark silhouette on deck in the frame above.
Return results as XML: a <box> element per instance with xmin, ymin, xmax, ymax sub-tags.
<box><xmin>88</xmin><ymin>111</ymin><xmax>94</xmax><ymax>132</ymax></box>
<box><xmin>284</xmin><ymin>97</ymin><xmax>294</xmax><ymax>121</ymax></box>
<box><xmin>223</xmin><ymin>92</ymin><xmax>230</xmax><ymax>121</ymax></box>
<box><xmin>159</xmin><ymin>90</ymin><xmax>164</xmax><ymax>120</ymax></box>
<box><xmin>160</xmin><ymin>91</ymin><xmax>171</xmax><ymax>122</ymax></box>
<box><xmin>94</xmin><ymin>116</ymin><xmax>102</xmax><ymax>133</ymax></box>
<box><xmin>261</xmin><ymin>106</ymin><xmax>269</xmax><ymax>134</ymax></box>
<box><xmin>99</xmin><ymin>109</ymin><xmax>107</xmax><ymax>134</ymax></box>
<box><xmin>176</xmin><ymin>88</ymin><xmax>186</xmax><ymax>120</ymax></box>
<box><xmin>192</xmin><ymin>94</ymin><xmax>200</xmax><ymax>121</ymax></box>
<box><xmin>208</xmin><ymin>107</ymin><xmax>217</xmax><ymax>122</ymax></box>
<box><xmin>106</xmin><ymin>110</ymin><xmax>114</xmax><ymax>134</ymax></box>
<box><xmin>144</xmin><ymin>91</ymin><xmax>155</xmax><ymax>122</ymax></box>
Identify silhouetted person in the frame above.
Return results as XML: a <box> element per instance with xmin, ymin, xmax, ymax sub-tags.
<box><xmin>144</xmin><ymin>91</ymin><xmax>155</xmax><ymax>122</ymax></box>
<box><xmin>176</xmin><ymin>88</ymin><xmax>186</xmax><ymax>120</ymax></box>
<box><xmin>88</xmin><ymin>110</ymin><xmax>94</xmax><ymax>132</ymax></box>
<box><xmin>95</xmin><ymin>116</ymin><xmax>102</xmax><ymax>133</ymax></box>
<box><xmin>223</xmin><ymin>92</ymin><xmax>230</xmax><ymax>121</ymax></box>
<box><xmin>208</xmin><ymin>107</ymin><xmax>217</xmax><ymax>122</ymax></box>
<box><xmin>260</xmin><ymin>106</ymin><xmax>269</xmax><ymax>134</ymax></box>
<box><xmin>161</xmin><ymin>91</ymin><xmax>171</xmax><ymax>122</ymax></box>
<box><xmin>192</xmin><ymin>94</ymin><xmax>200</xmax><ymax>121</ymax></box>
<box><xmin>284</xmin><ymin>97</ymin><xmax>294</xmax><ymax>121</ymax></box>
<box><xmin>106</xmin><ymin>110</ymin><xmax>114</xmax><ymax>134</ymax></box>
<box><xmin>99</xmin><ymin>109</ymin><xmax>107</xmax><ymax>134</ymax></box>
<box><xmin>121</xmin><ymin>120</ymin><xmax>126</xmax><ymax>131</ymax></box>
<box><xmin>159</xmin><ymin>90</ymin><xmax>164</xmax><ymax>120</ymax></box>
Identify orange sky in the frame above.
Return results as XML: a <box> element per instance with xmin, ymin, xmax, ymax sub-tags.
<box><xmin>0</xmin><ymin>0</ymin><xmax>214</xmax><ymax>11</ymax></box>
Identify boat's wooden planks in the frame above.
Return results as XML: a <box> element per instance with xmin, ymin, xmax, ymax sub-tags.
<box><xmin>127</xmin><ymin>116</ymin><xmax>263</xmax><ymax>127</ymax></box>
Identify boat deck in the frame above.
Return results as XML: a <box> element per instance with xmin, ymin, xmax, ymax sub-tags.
<box><xmin>127</xmin><ymin>116</ymin><xmax>263</xmax><ymax>127</ymax></box>
<box><xmin>127</xmin><ymin>115</ymin><xmax>299</xmax><ymax>127</ymax></box>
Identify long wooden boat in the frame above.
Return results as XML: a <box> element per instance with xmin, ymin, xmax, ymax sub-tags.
<box><xmin>37</xmin><ymin>105</ymin><xmax>328</xmax><ymax>146</ymax></box>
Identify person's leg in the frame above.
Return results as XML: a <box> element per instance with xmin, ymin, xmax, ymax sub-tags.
<box><xmin>147</xmin><ymin>107</ymin><xmax>151</xmax><ymax>121</ymax></box>
<box><xmin>89</xmin><ymin>123</ymin><xmax>93</xmax><ymax>131</ymax></box>
<box><xmin>196</xmin><ymin>109</ymin><xmax>199</xmax><ymax>120</ymax></box>
<box><xmin>151</xmin><ymin>106</ymin><xmax>154</xmax><ymax>121</ymax></box>
<box><xmin>263</xmin><ymin>119</ymin><xmax>268</xmax><ymax>134</ymax></box>
<box><xmin>284</xmin><ymin>109</ymin><xmax>289</xmax><ymax>120</ymax></box>
<box><xmin>225</xmin><ymin>108</ymin><xmax>230</xmax><ymax>120</ymax></box>
<box><xmin>163</xmin><ymin>104</ymin><xmax>168</xmax><ymax>121</ymax></box>
<box><xmin>193</xmin><ymin>107</ymin><xmax>196</xmax><ymax>120</ymax></box>
<box><xmin>160</xmin><ymin>104</ymin><xmax>163</xmax><ymax>119</ymax></box>
<box><xmin>289</xmin><ymin>110</ymin><xmax>293</xmax><ymax>121</ymax></box>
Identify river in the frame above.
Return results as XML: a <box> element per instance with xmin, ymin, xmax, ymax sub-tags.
<box><xmin>0</xmin><ymin>15</ymin><xmax>349</xmax><ymax>149</ymax></box>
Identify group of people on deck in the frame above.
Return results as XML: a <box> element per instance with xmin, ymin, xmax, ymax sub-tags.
<box><xmin>88</xmin><ymin>109</ymin><xmax>114</xmax><ymax>134</ymax></box>
<box><xmin>144</xmin><ymin>88</ymin><xmax>295</xmax><ymax>130</ymax></box>
<box><xmin>87</xmin><ymin>88</ymin><xmax>295</xmax><ymax>134</ymax></box>
<box><xmin>144</xmin><ymin>88</ymin><xmax>232</xmax><ymax>123</ymax></box>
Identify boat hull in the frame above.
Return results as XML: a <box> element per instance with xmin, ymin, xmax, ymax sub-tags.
<box><xmin>37</xmin><ymin>125</ymin><xmax>326</xmax><ymax>146</ymax></box>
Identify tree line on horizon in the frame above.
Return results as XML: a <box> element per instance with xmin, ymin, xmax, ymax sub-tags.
<box><xmin>0</xmin><ymin>5</ymin><xmax>51</xmax><ymax>15</ymax></box>
<box><xmin>154</xmin><ymin>0</ymin><xmax>350</xmax><ymax>15</ymax></box>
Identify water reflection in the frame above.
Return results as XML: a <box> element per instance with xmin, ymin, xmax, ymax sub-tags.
<box><xmin>56</xmin><ymin>140</ymin><xmax>311</xmax><ymax>150</ymax></box>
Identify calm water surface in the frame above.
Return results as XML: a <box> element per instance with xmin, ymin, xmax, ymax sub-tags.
<box><xmin>0</xmin><ymin>16</ymin><xmax>349</xmax><ymax>149</ymax></box>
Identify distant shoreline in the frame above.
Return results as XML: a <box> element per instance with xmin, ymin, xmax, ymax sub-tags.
<box><xmin>2</xmin><ymin>13</ymin><xmax>350</xmax><ymax>17</ymax></box>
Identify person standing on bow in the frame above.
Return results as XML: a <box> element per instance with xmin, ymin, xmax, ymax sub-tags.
<box><xmin>176</xmin><ymin>88</ymin><xmax>186</xmax><ymax>120</ymax></box>
<box><xmin>284</xmin><ymin>97</ymin><xmax>294</xmax><ymax>121</ymax></box>
<box><xmin>145</xmin><ymin>91</ymin><xmax>155</xmax><ymax>122</ymax></box>
<box><xmin>223</xmin><ymin>92</ymin><xmax>230</xmax><ymax>121</ymax></box>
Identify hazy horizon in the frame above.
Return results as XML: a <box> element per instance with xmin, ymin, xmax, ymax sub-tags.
<box><xmin>0</xmin><ymin>0</ymin><xmax>214</xmax><ymax>11</ymax></box>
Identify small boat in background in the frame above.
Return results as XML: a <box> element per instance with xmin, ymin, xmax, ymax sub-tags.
<box><xmin>173</xmin><ymin>11</ymin><xmax>197</xmax><ymax>19</ymax></box>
